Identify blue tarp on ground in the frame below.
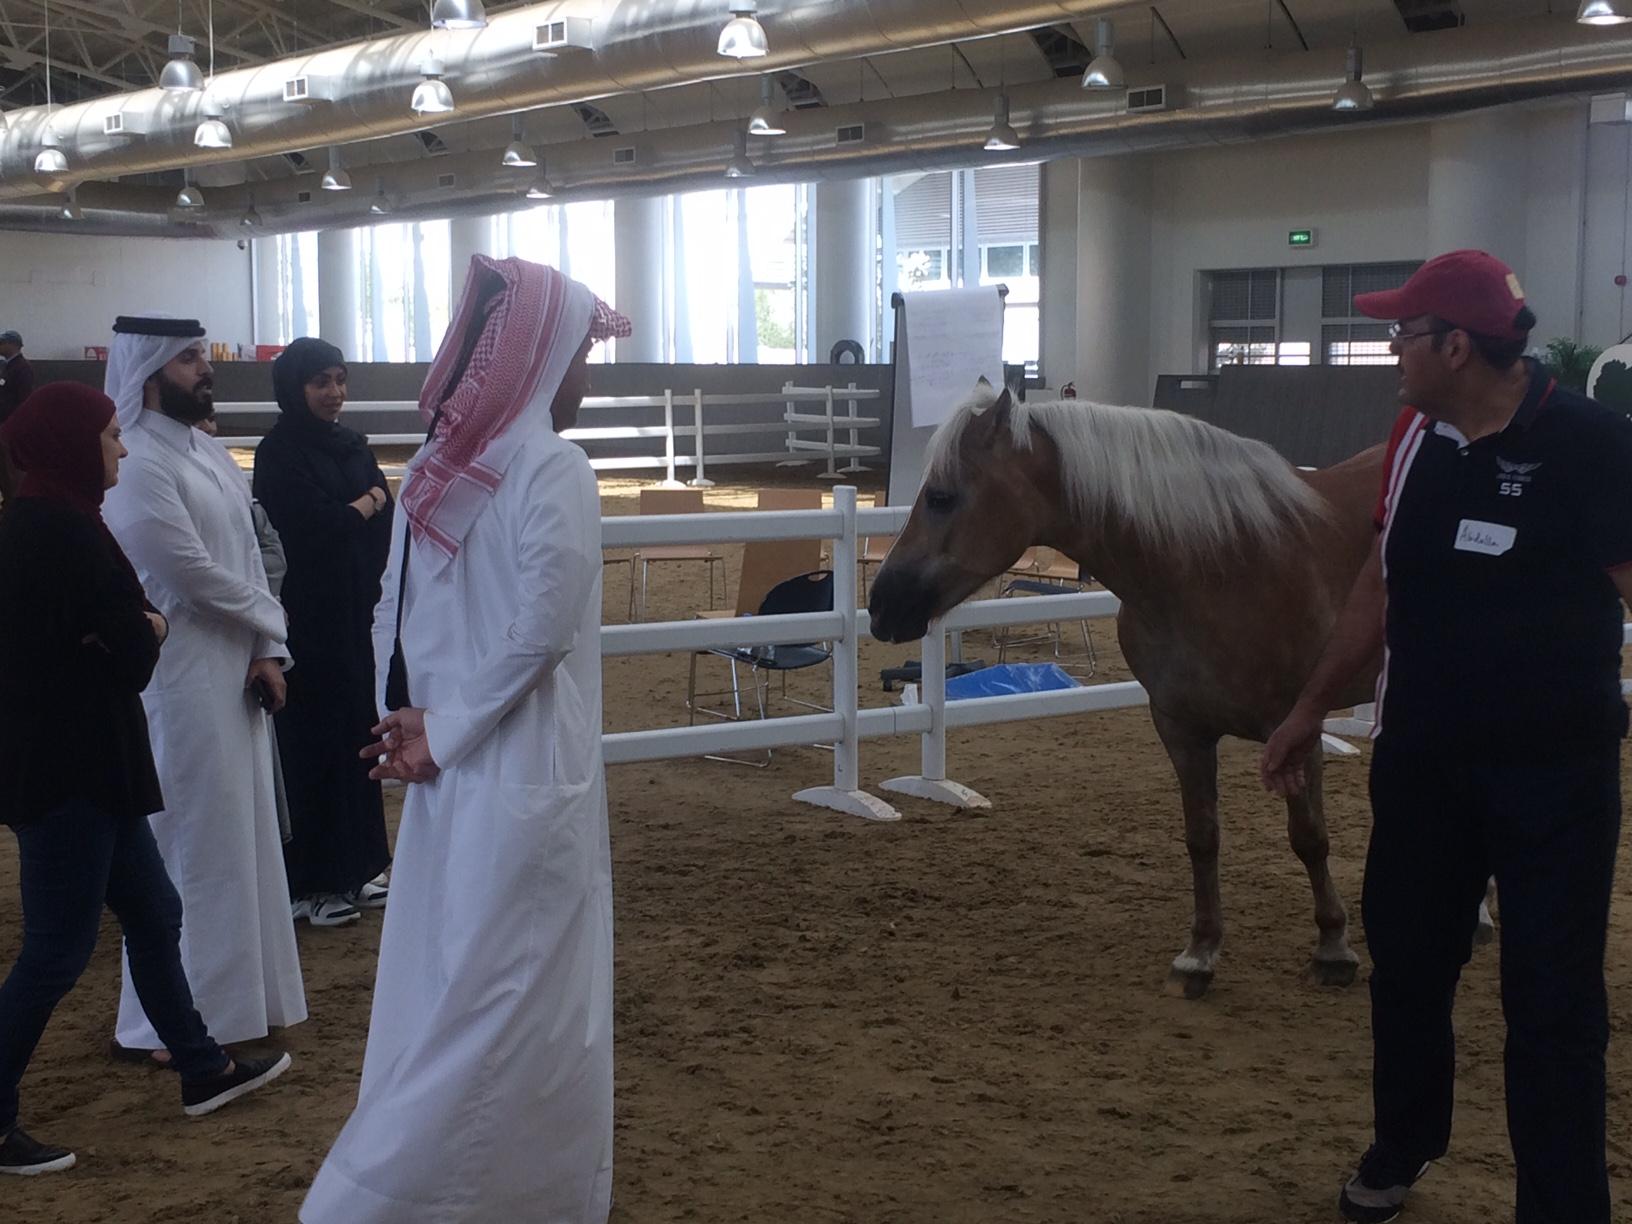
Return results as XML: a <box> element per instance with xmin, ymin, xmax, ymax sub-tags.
<box><xmin>943</xmin><ymin>662</ymin><xmax>1080</xmax><ymax>701</ymax></box>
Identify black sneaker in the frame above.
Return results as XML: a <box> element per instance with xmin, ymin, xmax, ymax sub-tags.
<box><xmin>1338</xmin><ymin>1144</ymin><xmax>1433</xmax><ymax>1223</ymax></box>
<box><xmin>0</xmin><ymin>1126</ymin><xmax>76</xmax><ymax>1176</ymax></box>
<box><xmin>181</xmin><ymin>1052</ymin><xmax>292</xmax><ymax>1118</ymax></box>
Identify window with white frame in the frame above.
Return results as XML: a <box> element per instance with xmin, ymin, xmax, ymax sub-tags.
<box><xmin>885</xmin><ymin>164</ymin><xmax>1042</xmax><ymax>376</ymax></box>
<box><xmin>354</xmin><ymin>220</ymin><xmax>452</xmax><ymax>363</ymax></box>
<box><xmin>616</xmin><ymin>184</ymin><xmax>806</xmax><ymax>365</ymax></box>
<box><xmin>495</xmin><ymin>199</ymin><xmax>618</xmax><ymax>362</ymax></box>
<box><xmin>270</xmin><ymin>231</ymin><xmax>319</xmax><ymax>344</ymax></box>
<box><xmin>1321</xmin><ymin>261</ymin><xmax>1422</xmax><ymax>365</ymax></box>
<box><xmin>1207</xmin><ymin>268</ymin><xmax>1310</xmax><ymax>370</ymax></box>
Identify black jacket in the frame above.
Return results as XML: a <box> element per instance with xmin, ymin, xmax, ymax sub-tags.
<box><xmin>0</xmin><ymin>355</ymin><xmax>36</xmax><ymax>424</ymax></box>
<box><xmin>0</xmin><ymin>498</ymin><xmax>163</xmax><ymax>826</ymax></box>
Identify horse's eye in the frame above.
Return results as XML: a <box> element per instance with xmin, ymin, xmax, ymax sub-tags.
<box><xmin>925</xmin><ymin>489</ymin><xmax>956</xmax><ymax>513</ymax></box>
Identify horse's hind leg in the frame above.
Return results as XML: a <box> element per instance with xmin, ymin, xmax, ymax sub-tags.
<box><xmin>1151</xmin><ymin>708</ymin><xmax>1223</xmax><ymax>1000</ymax></box>
<box><xmin>1287</xmin><ymin>747</ymin><xmax>1359</xmax><ymax>987</ymax></box>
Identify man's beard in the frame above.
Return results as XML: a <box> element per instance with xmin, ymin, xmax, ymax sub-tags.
<box><xmin>155</xmin><ymin>371</ymin><xmax>213</xmax><ymax>424</ymax></box>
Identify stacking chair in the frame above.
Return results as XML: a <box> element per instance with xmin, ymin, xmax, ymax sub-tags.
<box><xmin>994</xmin><ymin>547</ymin><xmax>1098</xmax><ymax>675</ymax></box>
<box><xmin>635</xmin><ymin>487</ymin><xmax>726</xmax><ymax>620</ymax></box>
<box><xmin>686</xmin><ymin>570</ymin><xmax>835</xmax><ymax>766</ymax></box>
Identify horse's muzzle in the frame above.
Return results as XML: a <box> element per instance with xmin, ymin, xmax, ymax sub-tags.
<box><xmin>867</xmin><ymin>564</ymin><xmax>933</xmax><ymax>644</ymax></box>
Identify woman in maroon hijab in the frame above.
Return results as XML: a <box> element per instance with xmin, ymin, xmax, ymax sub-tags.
<box><xmin>0</xmin><ymin>383</ymin><xmax>289</xmax><ymax>1177</ymax></box>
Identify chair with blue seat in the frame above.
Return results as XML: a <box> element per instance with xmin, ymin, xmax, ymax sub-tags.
<box><xmin>685</xmin><ymin>569</ymin><xmax>835</xmax><ymax>766</ymax></box>
<box><xmin>994</xmin><ymin>548</ymin><xmax>1098</xmax><ymax>675</ymax></box>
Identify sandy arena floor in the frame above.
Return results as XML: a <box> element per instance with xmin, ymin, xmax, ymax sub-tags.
<box><xmin>4</xmin><ymin>467</ymin><xmax>1631</xmax><ymax>1223</ymax></box>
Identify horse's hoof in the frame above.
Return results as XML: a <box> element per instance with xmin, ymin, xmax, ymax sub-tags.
<box><xmin>1308</xmin><ymin>957</ymin><xmax>1359</xmax><ymax>988</ymax></box>
<box><xmin>1472</xmin><ymin>921</ymin><xmax>1496</xmax><ymax>947</ymax></box>
<box><xmin>1165</xmin><ymin>967</ymin><xmax>1214</xmax><ymax>1000</ymax></box>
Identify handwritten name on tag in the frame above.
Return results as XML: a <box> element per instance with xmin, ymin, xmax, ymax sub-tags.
<box><xmin>1454</xmin><ymin>519</ymin><xmax>1516</xmax><ymax>556</ymax></box>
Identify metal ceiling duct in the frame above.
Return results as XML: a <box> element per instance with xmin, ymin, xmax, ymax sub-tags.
<box><xmin>0</xmin><ymin>0</ymin><xmax>1145</xmax><ymax>201</ymax></box>
<box><xmin>3</xmin><ymin>13</ymin><xmax>1632</xmax><ymax>236</ymax></box>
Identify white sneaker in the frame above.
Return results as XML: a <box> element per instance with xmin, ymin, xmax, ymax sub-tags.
<box><xmin>291</xmin><ymin>895</ymin><xmax>361</xmax><ymax>927</ymax></box>
<box><xmin>346</xmin><ymin>875</ymin><xmax>389</xmax><ymax>910</ymax></box>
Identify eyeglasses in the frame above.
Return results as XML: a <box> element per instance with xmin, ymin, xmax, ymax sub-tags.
<box><xmin>1388</xmin><ymin>322</ymin><xmax>1450</xmax><ymax>343</ymax></box>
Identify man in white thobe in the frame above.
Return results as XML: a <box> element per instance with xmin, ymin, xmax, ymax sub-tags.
<box><xmin>303</xmin><ymin>258</ymin><xmax>628</xmax><ymax>1224</ymax></box>
<box><xmin>101</xmin><ymin>316</ymin><xmax>307</xmax><ymax>1053</ymax></box>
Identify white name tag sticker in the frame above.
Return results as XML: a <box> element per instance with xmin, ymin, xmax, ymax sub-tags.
<box><xmin>1454</xmin><ymin>519</ymin><xmax>1517</xmax><ymax>556</ymax></box>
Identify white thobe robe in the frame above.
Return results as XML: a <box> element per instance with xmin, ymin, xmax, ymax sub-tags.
<box><xmin>303</xmin><ymin>426</ymin><xmax>613</xmax><ymax>1224</ymax></box>
<box><xmin>103</xmin><ymin>410</ymin><xmax>307</xmax><ymax>1048</ymax></box>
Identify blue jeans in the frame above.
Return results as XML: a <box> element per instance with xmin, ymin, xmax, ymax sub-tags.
<box><xmin>0</xmin><ymin>801</ymin><xmax>228</xmax><ymax>1133</ymax></box>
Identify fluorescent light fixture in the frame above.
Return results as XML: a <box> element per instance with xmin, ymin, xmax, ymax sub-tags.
<box><xmin>411</xmin><ymin>57</ymin><xmax>456</xmax><ymax>116</ymax></box>
<box><xmin>748</xmin><ymin>76</ymin><xmax>786</xmax><ymax>136</ymax></box>
<box><xmin>718</xmin><ymin>3</ymin><xmax>768</xmax><ymax>59</ymax></box>
<box><xmin>1579</xmin><ymin>0</ymin><xmax>1632</xmax><ymax>23</ymax></box>
<box><xmin>1332</xmin><ymin>46</ymin><xmax>1375</xmax><ymax>112</ymax></box>
<box><xmin>984</xmin><ymin>93</ymin><xmax>1021</xmax><ymax>151</ymax></box>
<box><xmin>431</xmin><ymin>0</ymin><xmax>487</xmax><ymax>29</ymax></box>
<box><xmin>1081</xmin><ymin>18</ymin><xmax>1125</xmax><ymax>90</ymax></box>
<box><xmin>159</xmin><ymin>34</ymin><xmax>204</xmax><ymax>92</ymax></box>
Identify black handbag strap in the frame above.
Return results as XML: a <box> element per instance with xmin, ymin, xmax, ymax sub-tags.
<box><xmin>393</xmin><ymin>407</ymin><xmax>442</xmax><ymax>645</ymax></box>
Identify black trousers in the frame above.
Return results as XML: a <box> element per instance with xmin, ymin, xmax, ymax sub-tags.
<box><xmin>1364</xmin><ymin>734</ymin><xmax>1620</xmax><ymax>1224</ymax></box>
<box><xmin>0</xmin><ymin>801</ymin><xmax>228</xmax><ymax>1133</ymax></box>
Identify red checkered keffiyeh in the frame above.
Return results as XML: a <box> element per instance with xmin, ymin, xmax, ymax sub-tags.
<box><xmin>400</xmin><ymin>256</ymin><xmax>630</xmax><ymax>564</ymax></box>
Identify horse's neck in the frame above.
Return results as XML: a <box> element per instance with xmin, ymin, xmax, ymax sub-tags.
<box><xmin>1052</xmin><ymin>514</ymin><xmax>1197</xmax><ymax>614</ymax></box>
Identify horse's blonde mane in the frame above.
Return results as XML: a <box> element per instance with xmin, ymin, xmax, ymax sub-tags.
<box><xmin>924</xmin><ymin>383</ymin><xmax>1325</xmax><ymax>556</ymax></box>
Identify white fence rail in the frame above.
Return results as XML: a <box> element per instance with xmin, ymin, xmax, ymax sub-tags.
<box><xmin>593</xmin><ymin>491</ymin><xmax>1632</xmax><ymax>821</ymax></box>
<box><xmin>214</xmin><ymin>383</ymin><xmax>882</xmax><ymax>487</ymax></box>
<box><xmin>597</xmin><ymin>494</ymin><xmax>1146</xmax><ymax>822</ymax></box>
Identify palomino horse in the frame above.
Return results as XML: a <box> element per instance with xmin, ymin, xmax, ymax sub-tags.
<box><xmin>868</xmin><ymin>383</ymin><xmax>1385</xmax><ymax>998</ymax></box>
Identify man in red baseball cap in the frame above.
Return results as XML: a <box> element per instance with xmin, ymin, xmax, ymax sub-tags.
<box><xmin>1261</xmin><ymin>250</ymin><xmax>1632</xmax><ymax>1224</ymax></box>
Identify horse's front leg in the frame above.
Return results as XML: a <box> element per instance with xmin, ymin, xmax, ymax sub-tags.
<box><xmin>1286</xmin><ymin>746</ymin><xmax>1359</xmax><ymax>986</ymax></box>
<box><xmin>1150</xmin><ymin>708</ymin><xmax>1223</xmax><ymax>1000</ymax></box>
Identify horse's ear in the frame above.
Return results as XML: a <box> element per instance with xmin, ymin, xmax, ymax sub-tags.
<box><xmin>991</xmin><ymin>386</ymin><xmax>1013</xmax><ymax>422</ymax></box>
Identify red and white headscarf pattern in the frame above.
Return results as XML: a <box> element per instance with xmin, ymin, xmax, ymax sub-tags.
<box><xmin>400</xmin><ymin>255</ymin><xmax>630</xmax><ymax>565</ymax></box>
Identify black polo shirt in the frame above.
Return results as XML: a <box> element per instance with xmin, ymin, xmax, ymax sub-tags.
<box><xmin>1373</xmin><ymin>359</ymin><xmax>1632</xmax><ymax>749</ymax></box>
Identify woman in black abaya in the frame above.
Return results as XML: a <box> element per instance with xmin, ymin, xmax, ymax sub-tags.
<box><xmin>254</xmin><ymin>339</ymin><xmax>392</xmax><ymax>927</ymax></box>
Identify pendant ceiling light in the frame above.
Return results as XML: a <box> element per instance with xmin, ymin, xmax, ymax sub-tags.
<box><xmin>33</xmin><ymin>141</ymin><xmax>67</xmax><ymax>176</ymax></box>
<box><xmin>984</xmin><ymin>93</ymin><xmax>1022</xmax><ymax>151</ymax></box>
<box><xmin>725</xmin><ymin>128</ymin><xmax>756</xmax><ymax>178</ymax></box>
<box><xmin>718</xmin><ymin>2</ymin><xmax>768</xmax><ymax>59</ymax></box>
<box><xmin>1081</xmin><ymin>17</ymin><xmax>1125</xmax><ymax>90</ymax></box>
<box><xmin>194</xmin><ymin>101</ymin><xmax>231</xmax><ymax>149</ymax></box>
<box><xmin>748</xmin><ymin>76</ymin><xmax>787</xmax><ymax>136</ymax></box>
<box><xmin>1579</xmin><ymin>0</ymin><xmax>1632</xmax><ymax>23</ymax></box>
<box><xmin>370</xmin><ymin>181</ymin><xmax>394</xmax><ymax>215</ymax></box>
<box><xmin>1331</xmin><ymin>46</ymin><xmax>1375</xmax><ymax>112</ymax></box>
<box><xmin>60</xmin><ymin>191</ymin><xmax>82</xmax><ymax>222</ymax></box>
<box><xmin>240</xmin><ymin>202</ymin><xmax>263</xmax><ymax>229</ymax></box>
<box><xmin>176</xmin><ymin>182</ymin><xmax>206</xmax><ymax>209</ymax></box>
<box><xmin>502</xmin><ymin>116</ymin><xmax>539</xmax><ymax>167</ymax></box>
<box><xmin>35</xmin><ymin>0</ymin><xmax>68</xmax><ymax>176</ymax></box>
<box><xmin>411</xmin><ymin>56</ymin><xmax>456</xmax><ymax>116</ymax></box>
<box><xmin>191</xmin><ymin>2</ymin><xmax>229</xmax><ymax>145</ymax></box>
<box><xmin>431</xmin><ymin>0</ymin><xmax>487</xmax><ymax>29</ymax></box>
<box><xmin>159</xmin><ymin>33</ymin><xmax>204</xmax><ymax>91</ymax></box>
<box><xmin>525</xmin><ymin>168</ymin><xmax>555</xmax><ymax>200</ymax></box>
<box><xmin>320</xmin><ymin>146</ymin><xmax>353</xmax><ymax>191</ymax></box>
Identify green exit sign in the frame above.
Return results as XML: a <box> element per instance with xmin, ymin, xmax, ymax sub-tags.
<box><xmin>1288</xmin><ymin>228</ymin><xmax>1318</xmax><ymax>248</ymax></box>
